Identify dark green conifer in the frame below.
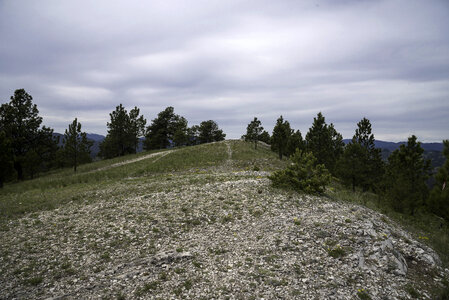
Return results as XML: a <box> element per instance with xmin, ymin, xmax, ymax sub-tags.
<box><xmin>286</xmin><ymin>130</ymin><xmax>305</xmax><ymax>157</ymax></box>
<box><xmin>63</xmin><ymin>118</ymin><xmax>93</xmax><ymax>172</ymax></box>
<box><xmin>428</xmin><ymin>140</ymin><xmax>449</xmax><ymax>221</ymax></box>
<box><xmin>145</xmin><ymin>107</ymin><xmax>188</xmax><ymax>149</ymax></box>
<box><xmin>352</xmin><ymin>117</ymin><xmax>384</xmax><ymax>191</ymax></box>
<box><xmin>336</xmin><ymin>142</ymin><xmax>366</xmax><ymax>192</ymax></box>
<box><xmin>0</xmin><ymin>89</ymin><xmax>57</xmax><ymax>180</ymax></box>
<box><xmin>271</xmin><ymin>116</ymin><xmax>291</xmax><ymax>160</ymax></box>
<box><xmin>198</xmin><ymin>120</ymin><xmax>226</xmax><ymax>144</ymax></box>
<box><xmin>0</xmin><ymin>131</ymin><xmax>14</xmax><ymax>187</ymax></box>
<box><xmin>245</xmin><ymin>117</ymin><xmax>264</xmax><ymax>149</ymax></box>
<box><xmin>384</xmin><ymin>135</ymin><xmax>431</xmax><ymax>215</ymax></box>
<box><xmin>305</xmin><ymin>112</ymin><xmax>343</xmax><ymax>174</ymax></box>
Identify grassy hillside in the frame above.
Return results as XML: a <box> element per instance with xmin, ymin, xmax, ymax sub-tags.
<box><xmin>0</xmin><ymin>141</ymin><xmax>284</xmax><ymax>222</ymax></box>
<box><xmin>1</xmin><ymin>140</ymin><xmax>448</xmax><ymax>299</ymax></box>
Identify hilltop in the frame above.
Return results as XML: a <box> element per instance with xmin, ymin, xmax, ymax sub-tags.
<box><xmin>0</xmin><ymin>141</ymin><xmax>448</xmax><ymax>299</ymax></box>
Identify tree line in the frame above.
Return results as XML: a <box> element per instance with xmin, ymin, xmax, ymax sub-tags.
<box><xmin>0</xmin><ymin>89</ymin><xmax>225</xmax><ymax>186</ymax></box>
<box><xmin>244</xmin><ymin>114</ymin><xmax>449</xmax><ymax>222</ymax></box>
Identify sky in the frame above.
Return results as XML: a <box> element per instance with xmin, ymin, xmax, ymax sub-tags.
<box><xmin>1</xmin><ymin>0</ymin><xmax>448</xmax><ymax>142</ymax></box>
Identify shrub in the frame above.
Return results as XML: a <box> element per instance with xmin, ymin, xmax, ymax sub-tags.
<box><xmin>268</xmin><ymin>150</ymin><xmax>330</xmax><ymax>194</ymax></box>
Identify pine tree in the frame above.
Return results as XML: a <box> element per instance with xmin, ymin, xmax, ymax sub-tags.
<box><xmin>0</xmin><ymin>89</ymin><xmax>57</xmax><ymax>180</ymax></box>
<box><xmin>245</xmin><ymin>117</ymin><xmax>264</xmax><ymax>149</ymax></box>
<box><xmin>306</xmin><ymin>112</ymin><xmax>326</xmax><ymax>164</ymax></box>
<box><xmin>172</xmin><ymin>117</ymin><xmax>189</xmax><ymax>147</ymax></box>
<box><xmin>63</xmin><ymin>118</ymin><xmax>93</xmax><ymax>172</ymax></box>
<box><xmin>352</xmin><ymin>117</ymin><xmax>384</xmax><ymax>191</ymax></box>
<box><xmin>305</xmin><ymin>112</ymin><xmax>343</xmax><ymax>174</ymax></box>
<box><xmin>198</xmin><ymin>120</ymin><xmax>226</xmax><ymax>144</ymax></box>
<box><xmin>128</xmin><ymin>107</ymin><xmax>146</xmax><ymax>153</ymax></box>
<box><xmin>258</xmin><ymin>130</ymin><xmax>271</xmax><ymax>145</ymax></box>
<box><xmin>328</xmin><ymin>124</ymin><xmax>345</xmax><ymax>172</ymax></box>
<box><xmin>100</xmin><ymin>104</ymin><xmax>140</xmax><ymax>158</ymax></box>
<box><xmin>384</xmin><ymin>135</ymin><xmax>431</xmax><ymax>215</ymax></box>
<box><xmin>187</xmin><ymin>125</ymin><xmax>200</xmax><ymax>146</ymax></box>
<box><xmin>145</xmin><ymin>107</ymin><xmax>184</xmax><ymax>150</ymax></box>
<box><xmin>428</xmin><ymin>140</ymin><xmax>449</xmax><ymax>221</ymax></box>
<box><xmin>286</xmin><ymin>130</ymin><xmax>305</xmax><ymax>158</ymax></box>
<box><xmin>271</xmin><ymin>116</ymin><xmax>291</xmax><ymax>160</ymax></box>
<box><xmin>337</xmin><ymin>118</ymin><xmax>384</xmax><ymax>192</ymax></box>
<box><xmin>0</xmin><ymin>131</ymin><xmax>14</xmax><ymax>187</ymax></box>
<box><xmin>336</xmin><ymin>142</ymin><xmax>366</xmax><ymax>192</ymax></box>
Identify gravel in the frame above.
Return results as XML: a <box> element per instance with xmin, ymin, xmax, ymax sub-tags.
<box><xmin>1</xmin><ymin>166</ymin><xmax>447</xmax><ymax>299</ymax></box>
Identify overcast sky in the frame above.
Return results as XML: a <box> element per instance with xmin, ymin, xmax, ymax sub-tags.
<box><xmin>1</xmin><ymin>0</ymin><xmax>448</xmax><ymax>142</ymax></box>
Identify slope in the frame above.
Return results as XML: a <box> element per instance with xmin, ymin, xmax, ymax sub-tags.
<box><xmin>0</xmin><ymin>140</ymin><xmax>447</xmax><ymax>299</ymax></box>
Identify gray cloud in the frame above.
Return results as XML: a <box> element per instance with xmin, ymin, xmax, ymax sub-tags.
<box><xmin>1</xmin><ymin>0</ymin><xmax>448</xmax><ymax>142</ymax></box>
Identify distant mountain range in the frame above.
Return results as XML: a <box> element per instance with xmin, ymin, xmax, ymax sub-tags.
<box><xmin>342</xmin><ymin>139</ymin><xmax>444</xmax><ymax>152</ymax></box>
<box><xmin>343</xmin><ymin>139</ymin><xmax>445</xmax><ymax>169</ymax></box>
<box><xmin>85</xmin><ymin>133</ymin><xmax>106</xmax><ymax>142</ymax></box>
<box><xmin>53</xmin><ymin>133</ymin><xmax>104</xmax><ymax>158</ymax></box>
<box><xmin>53</xmin><ymin>133</ymin><xmax>145</xmax><ymax>158</ymax></box>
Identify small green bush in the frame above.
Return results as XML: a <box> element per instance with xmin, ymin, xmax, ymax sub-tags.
<box><xmin>268</xmin><ymin>150</ymin><xmax>330</xmax><ymax>194</ymax></box>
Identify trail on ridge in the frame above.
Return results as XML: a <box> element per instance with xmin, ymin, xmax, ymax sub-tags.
<box><xmin>90</xmin><ymin>150</ymin><xmax>174</xmax><ymax>173</ymax></box>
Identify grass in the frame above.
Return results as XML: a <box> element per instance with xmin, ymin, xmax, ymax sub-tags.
<box><xmin>230</xmin><ymin>141</ymin><xmax>287</xmax><ymax>171</ymax></box>
<box><xmin>0</xmin><ymin>142</ymin><xmax>231</xmax><ymax>222</ymax></box>
<box><xmin>327</xmin><ymin>245</ymin><xmax>346</xmax><ymax>259</ymax></box>
<box><xmin>135</xmin><ymin>280</ymin><xmax>160</xmax><ymax>296</ymax></box>
<box><xmin>357</xmin><ymin>288</ymin><xmax>371</xmax><ymax>300</ymax></box>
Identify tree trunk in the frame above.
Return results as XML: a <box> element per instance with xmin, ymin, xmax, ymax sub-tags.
<box><xmin>254</xmin><ymin>140</ymin><xmax>257</xmax><ymax>150</ymax></box>
<box><xmin>74</xmin><ymin>151</ymin><xmax>77</xmax><ymax>172</ymax></box>
<box><xmin>14</xmin><ymin>161</ymin><xmax>24</xmax><ymax>181</ymax></box>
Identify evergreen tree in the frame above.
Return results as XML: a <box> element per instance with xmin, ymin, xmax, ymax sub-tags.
<box><xmin>258</xmin><ymin>130</ymin><xmax>271</xmax><ymax>145</ymax></box>
<box><xmin>352</xmin><ymin>117</ymin><xmax>384</xmax><ymax>191</ymax></box>
<box><xmin>269</xmin><ymin>149</ymin><xmax>331</xmax><ymax>194</ymax></box>
<box><xmin>145</xmin><ymin>107</ymin><xmax>187</xmax><ymax>149</ymax></box>
<box><xmin>286</xmin><ymin>130</ymin><xmax>305</xmax><ymax>157</ymax></box>
<box><xmin>198</xmin><ymin>120</ymin><xmax>226</xmax><ymax>144</ymax></box>
<box><xmin>384</xmin><ymin>135</ymin><xmax>431</xmax><ymax>215</ymax></box>
<box><xmin>63</xmin><ymin>118</ymin><xmax>93</xmax><ymax>172</ymax></box>
<box><xmin>187</xmin><ymin>125</ymin><xmax>200</xmax><ymax>146</ymax></box>
<box><xmin>353</xmin><ymin>117</ymin><xmax>376</xmax><ymax>149</ymax></box>
<box><xmin>337</xmin><ymin>118</ymin><xmax>384</xmax><ymax>192</ymax></box>
<box><xmin>0</xmin><ymin>89</ymin><xmax>57</xmax><ymax>180</ymax></box>
<box><xmin>428</xmin><ymin>140</ymin><xmax>449</xmax><ymax>221</ymax></box>
<box><xmin>305</xmin><ymin>112</ymin><xmax>343</xmax><ymax>174</ymax></box>
<box><xmin>23</xmin><ymin>149</ymin><xmax>40</xmax><ymax>179</ymax></box>
<box><xmin>328</xmin><ymin>124</ymin><xmax>345</xmax><ymax>172</ymax></box>
<box><xmin>128</xmin><ymin>107</ymin><xmax>146</xmax><ymax>153</ymax></box>
<box><xmin>336</xmin><ymin>142</ymin><xmax>366</xmax><ymax>192</ymax></box>
<box><xmin>172</xmin><ymin>116</ymin><xmax>189</xmax><ymax>147</ymax></box>
<box><xmin>98</xmin><ymin>135</ymin><xmax>116</xmax><ymax>159</ymax></box>
<box><xmin>245</xmin><ymin>117</ymin><xmax>264</xmax><ymax>149</ymax></box>
<box><xmin>271</xmin><ymin>116</ymin><xmax>291</xmax><ymax>160</ymax></box>
<box><xmin>99</xmin><ymin>104</ymin><xmax>145</xmax><ymax>158</ymax></box>
<box><xmin>0</xmin><ymin>131</ymin><xmax>14</xmax><ymax>187</ymax></box>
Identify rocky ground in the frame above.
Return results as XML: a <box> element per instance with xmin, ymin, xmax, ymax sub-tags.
<box><xmin>0</xmin><ymin>142</ymin><xmax>448</xmax><ymax>299</ymax></box>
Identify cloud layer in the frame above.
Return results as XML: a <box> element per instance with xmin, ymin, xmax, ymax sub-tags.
<box><xmin>1</xmin><ymin>0</ymin><xmax>448</xmax><ymax>141</ymax></box>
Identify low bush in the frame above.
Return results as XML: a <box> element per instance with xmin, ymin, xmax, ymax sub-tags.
<box><xmin>268</xmin><ymin>150</ymin><xmax>330</xmax><ymax>194</ymax></box>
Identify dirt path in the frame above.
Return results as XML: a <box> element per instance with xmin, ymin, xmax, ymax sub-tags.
<box><xmin>90</xmin><ymin>150</ymin><xmax>174</xmax><ymax>173</ymax></box>
<box><xmin>225</xmin><ymin>141</ymin><xmax>232</xmax><ymax>160</ymax></box>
